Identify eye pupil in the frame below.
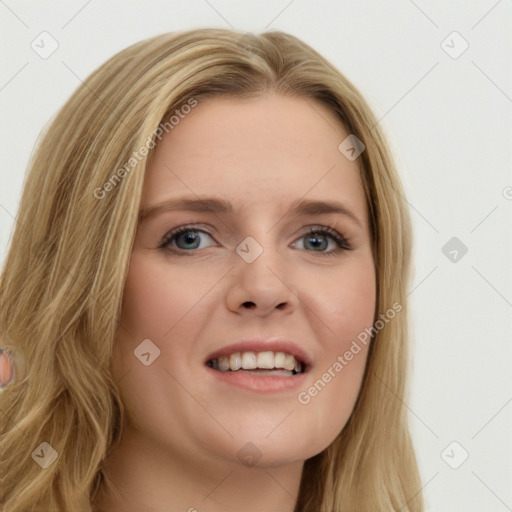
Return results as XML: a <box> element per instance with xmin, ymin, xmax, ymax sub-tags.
<box><xmin>178</xmin><ymin>231</ymin><xmax>200</xmax><ymax>249</ymax></box>
<box><xmin>305</xmin><ymin>233</ymin><xmax>328</xmax><ymax>251</ymax></box>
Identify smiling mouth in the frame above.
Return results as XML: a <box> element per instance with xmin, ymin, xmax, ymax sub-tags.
<box><xmin>206</xmin><ymin>350</ymin><xmax>306</xmax><ymax>376</ymax></box>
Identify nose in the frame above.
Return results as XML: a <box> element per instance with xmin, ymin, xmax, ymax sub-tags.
<box><xmin>225</xmin><ymin>240</ymin><xmax>297</xmax><ymax>317</ymax></box>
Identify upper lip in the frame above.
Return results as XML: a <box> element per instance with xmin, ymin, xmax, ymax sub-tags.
<box><xmin>205</xmin><ymin>337</ymin><xmax>313</xmax><ymax>368</ymax></box>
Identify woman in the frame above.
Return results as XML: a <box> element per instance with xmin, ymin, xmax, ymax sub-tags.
<box><xmin>0</xmin><ymin>28</ymin><xmax>423</xmax><ymax>511</ymax></box>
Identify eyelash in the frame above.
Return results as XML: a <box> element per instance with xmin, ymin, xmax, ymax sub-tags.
<box><xmin>158</xmin><ymin>224</ymin><xmax>352</xmax><ymax>257</ymax></box>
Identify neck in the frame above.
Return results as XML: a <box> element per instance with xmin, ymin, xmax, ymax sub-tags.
<box><xmin>93</xmin><ymin>425</ymin><xmax>304</xmax><ymax>512</ymax></box>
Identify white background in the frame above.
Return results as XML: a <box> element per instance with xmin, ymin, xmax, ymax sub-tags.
<box><xmin>1</xmin><ymin>1</ymin><xmax>511</xmax><ymax>510</ymax></box>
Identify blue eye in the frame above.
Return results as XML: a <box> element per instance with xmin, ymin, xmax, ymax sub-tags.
<box><xmin>159</xmin><ymin>225</ymin><xmax>351</xmax><ymax>256</ymax></box>
<box><xmin>159</xmin><ymin>226</ymin><xmax>216</xmax><ymax>252</ymax></box>
<box><xmin>293</xmin><ymin>227</ymin><xmax>351</xmax><ymax>257</ymax></box>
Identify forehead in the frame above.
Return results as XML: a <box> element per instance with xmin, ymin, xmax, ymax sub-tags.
<box><xmin>142</xmin><ymin>94</ymin><xmax>368</xmax><ymax>225</ymax></box>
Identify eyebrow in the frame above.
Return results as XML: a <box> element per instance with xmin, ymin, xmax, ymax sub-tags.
<box><xmin>138</xmin><ymin>197</ymin><xmax>363</xmax><ymax>228</ymax></box>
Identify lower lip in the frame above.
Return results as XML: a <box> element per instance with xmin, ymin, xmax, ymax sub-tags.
<box><xmin>205</xmin><ymin>366</ymin><xmax>308</xmax><ymax>393</ymax></box>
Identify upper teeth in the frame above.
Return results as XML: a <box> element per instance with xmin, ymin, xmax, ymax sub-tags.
<box><xmin>210</xmin><ymin>351</ymin><xmax>303</xmax><ymax>372</ymax></box>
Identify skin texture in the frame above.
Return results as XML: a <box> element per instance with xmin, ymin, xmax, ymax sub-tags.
<box><xmin>96</xmin><ymin>94</ymin><xmax>376</xmax><ymax>512</ymax></box>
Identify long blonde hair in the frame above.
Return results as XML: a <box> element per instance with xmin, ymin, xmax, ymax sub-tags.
<box><xmin>0</xmin><ymin>28</ymin><xmax>422</xmax><ymax>511</ymax></box>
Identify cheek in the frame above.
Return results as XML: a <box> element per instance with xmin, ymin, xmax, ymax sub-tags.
<box><xmin>119</xmin><ymin>252</ymin><xmax>211</xmax><ymax>339</ymax></box>
<box><xmin>296</xmin><ymin>256</ymin><xmax>376</xmax><ymax>447</ymax></box>
<box><xmin>112</xmin><ymin>254</ymin><xmax>210</xmax><ymax>435</ymax></box>
<box><xmin>312</xmin><ymin>255</ymin><xmax>376</xmax><ymax>341</ymax></box>
<box><xmin>113</xmin><ymin>253</ymin><xmax>220</xmax><ymax>404</ymax></box>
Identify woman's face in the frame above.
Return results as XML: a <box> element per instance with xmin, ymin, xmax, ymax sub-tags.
<box><xmin>113</xmin><ymin>93</ymin><xmax>376</xmax><ymax>467</ymax></box>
